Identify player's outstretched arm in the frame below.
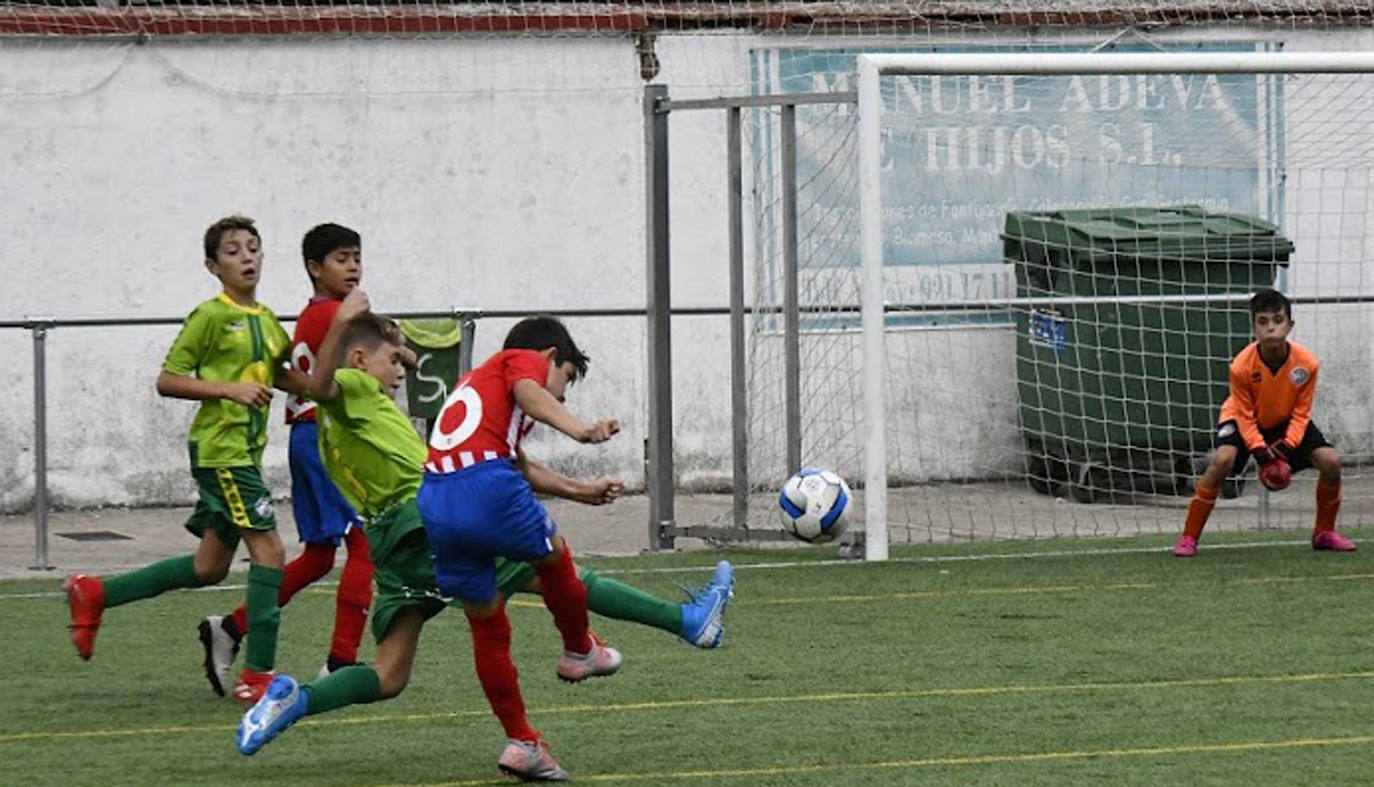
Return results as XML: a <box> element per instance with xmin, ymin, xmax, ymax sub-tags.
<box><xmin>156</xmin><ymin>370</ymin><xmax>272</xmax><ymax>408</ymax></box>
<box><xmin>516</xmin><ymin>452</ymin><xmax>624</xmax><ymax>505</ymax></box>
<box><xmin>273</xmin><ymin>365</ymin><xmax>310</xmax><ymax>397</ymax></box>
<box><xmin>308</xmin><ymin>288</ymin><xmax>371</xmax><ymax>404</ymax></box>
<box><xmin>512</xmin><ymin>379</ymin><xmax>619</xmax><ymax>444</ymax></box>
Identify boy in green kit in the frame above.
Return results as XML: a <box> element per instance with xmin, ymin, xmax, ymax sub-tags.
<box><xmin>64</xmin><ymin>215</ymin><xmax>304</xmax><ymax>704</ymax></box>
<box><xmin>237</xmin><ymin>289</ymin><xmax>733</xmax><ymax>781</ymax></box>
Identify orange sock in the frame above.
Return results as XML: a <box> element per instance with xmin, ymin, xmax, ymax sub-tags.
<box><xmin>1182</xmin><ymin>481</ymin><xmax>1219</xmax><ymax>540</ymax></box>
<box><xmin>1314</xmin><ymin>479</ymin><xmax>1342</xmax><ymax>534</ymax></box>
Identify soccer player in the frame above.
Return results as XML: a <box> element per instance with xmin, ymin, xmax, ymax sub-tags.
<box><xmin>1172</xmin><ymin>288</ymin><xmax>1353</xmax><ymax>557</ymax></box>
<box><xmin>199</xmin><ymin>223</ymin><xmax>379</xmax><ymax>697</ymax></box>
<box><xmin>64</xmin><ymin>215</ymin><xmax>303</xmax><ymax>704</ymax></box>
<box><xmin>416</xmin><ymin>313</ymin><xmax>623</xmax><ymax>779</ymax></box>
<box><xmin>237</xmin><ymin>292</ymin><xmax>732</xmax><ymax>782</ymax></box>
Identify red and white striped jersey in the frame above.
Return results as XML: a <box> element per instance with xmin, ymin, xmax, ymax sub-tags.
<box><xmin>424</xmin><ymin>348</ymin><xmax>547</xmax><ymax>473</ymax></box>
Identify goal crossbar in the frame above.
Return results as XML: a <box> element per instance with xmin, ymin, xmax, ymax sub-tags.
<box><xmin>855</xmin><ymin>50</ymin><xmax>1374</xmax><ymax>562</ymax></box>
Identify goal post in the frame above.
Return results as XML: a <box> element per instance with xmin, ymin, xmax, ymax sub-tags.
<box><xmin>855</xmin><ymin>50</ymin><xmax>1374</xmax><ymax>560</ymax></box>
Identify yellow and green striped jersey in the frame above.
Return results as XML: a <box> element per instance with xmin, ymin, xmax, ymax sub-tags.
<box><xmin>163</xmin><ymin>293</ymin><xmax>291</xmax><ymax>468</ymax></box>
<box><xmin>317</xmin><ymin>368</ymin><xmax>427</xmax><ymax>520</ymax></box>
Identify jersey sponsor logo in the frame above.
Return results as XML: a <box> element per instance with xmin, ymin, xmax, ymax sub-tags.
<box><xmin>1217</xmin><ymin>423</ymin><xmax>1236</xmax><ymax>438</ymax></box>
<box><xmin>1290</xmin><ymin>367</ymin><xmax>1310</xmax><ymax>385</ymax></box>
<box><xmin>430</xmin><ymin>383</ymin><xmax>484</xmax><ymax>451</ymax></box>
<box><xmin>228</xmin><ymin>320</ymin><xmax>247</xmax><ymax>332</ymax></box>
<box><xmin>286</xmin><ymin>341</ymin><xmax>318</xmax><ymax>419</ymax></box>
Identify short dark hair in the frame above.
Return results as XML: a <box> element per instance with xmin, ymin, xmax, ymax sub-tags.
<box><xmin>302</xmin><ymin>223</ymin><xmax>361</xmax><ymax>269</ymax></box>
<box><xmin>203</xmin><ymin>215</ymin><xmax>259</xmax><ymax>260</ymax></box>
<box><xmin>1250</xmin><ymin>288</ymin><xmax>1291</xmax><ymax>321</ymax></box>
<box><xmin>502</xmin><ymin>315</ymin><xmax>589</xmax><ymax>381</ymax></box>
<box><xmin>336</xmin><ymin>313</ymin><xmax>403</xmax><ymax>366</ymax></box>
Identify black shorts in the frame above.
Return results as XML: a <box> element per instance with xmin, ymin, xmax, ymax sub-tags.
<box><xmin>1215</xmin><ymin>419</ymin><xmax>1331</xmax><ymax>474</ymax></box>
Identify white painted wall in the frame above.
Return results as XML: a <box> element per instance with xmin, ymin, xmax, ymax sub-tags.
<box><xmin>3</xmin><ymin>27</ymin><xmax>1374</xmax><ymax>513</ymax></box>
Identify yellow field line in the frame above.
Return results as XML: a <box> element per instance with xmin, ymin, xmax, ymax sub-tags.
<box><xmin>372</xmin><ymin>733</ymin><xmax>1374</xmax><ymax>786</ymax></box>
<box><xmin>7</xmin><ymin>670</ymin><xmax>1374</xmax><ymax>744</ymax></box>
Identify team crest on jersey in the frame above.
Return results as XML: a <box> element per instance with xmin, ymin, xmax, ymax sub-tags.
<box><xmin>1217</xmin><ymin>423</ymin><xmax>1236</xmax><ymax>438</ymax></box>
<box><xmin>1290</xmin><ymin>367</ymin><xmax>1310</xmax><ymax>385</ymax></box>
<box><xmin>1250</xmin><ymin>372</ymin><xmax>1263</xmax><ymax>384</ymax></box>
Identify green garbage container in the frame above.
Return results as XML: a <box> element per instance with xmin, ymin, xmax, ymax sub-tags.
<box><xmin>398</xmin><ymin>318</ymin><xmax>469</xmax><ymax>436</ymax></box>
<box><xmin>1002</xmin><ymin>205</ymin><xmax>1294</xmax><ymax>502</ymax></box>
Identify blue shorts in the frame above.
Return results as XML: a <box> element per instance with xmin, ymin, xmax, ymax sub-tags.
<box><xmin>289</xmin><ymin>421</ymin><xmax>360</xmax><ymax>545</ymax></box>
<box><xmin>416</xmin><ymin>459</ymin><xmax>556</xmax><ymax>605</ymax></box>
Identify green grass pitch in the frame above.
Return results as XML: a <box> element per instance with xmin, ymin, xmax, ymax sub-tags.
<box><xmin>5</xmin><ymin>527</ymin><xmax>1374</xmax><ymax>786</ymax></box>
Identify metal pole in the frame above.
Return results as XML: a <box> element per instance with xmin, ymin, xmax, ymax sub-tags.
<box><xmin>781</xmin><ymin>103</ymin><xmax>801</xmax><ymax>476</ymax></box>
<box><xmin>457</xmin><ymin>313</ymin><xmax>476</xmax><ymax>377</ymax></box>
<box><xmin>31</xmin><ymin>324</ymin><xmax>52</xmax><ymax>570</ymax></box>
<box><xmin>644</xmin><ymin>84</ymin><xmax>675</xmax><ymax>550</ymax></box>
<box><xmin>727</xmin><ymin>106</ymin><xmax>749</xmax><ymax>529</ymax></box>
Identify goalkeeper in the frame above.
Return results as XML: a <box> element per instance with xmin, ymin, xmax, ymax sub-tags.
<box><xmin>1172</xmin><ymin>289</ymin><xmax>1352</xmax><ymax>557</ymax></box>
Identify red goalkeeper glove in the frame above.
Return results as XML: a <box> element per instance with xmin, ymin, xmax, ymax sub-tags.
<box><xmin>1252</xmin><ymin>443</ymin><xmax>1292</xmax><ymax>491</ymax></box>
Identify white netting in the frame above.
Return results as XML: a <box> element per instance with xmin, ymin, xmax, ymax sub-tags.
<box><xmin>733</xmin><ymin>55</ymin><xmax>1374</xmax><ymax>547</ymax></box>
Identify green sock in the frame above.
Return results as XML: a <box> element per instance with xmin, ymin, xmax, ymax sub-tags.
<box><xmin>304</xmin><ymin>664</ymin><xmax>382</xmax><ymax>715</ymax></box>
<box><xmin>103</xmin><ymin>555</ymin><xmax>199</xmax><ymax>608</ymax></box>
<box><xmin>243</xmin><ymin>564</ymin><xmax>283</xmax><ymax>672</ymax></box>
<box><xmin>580</xmin><ymin>568</ymin><xmax>683</xmax><ymax>636</ymax></box>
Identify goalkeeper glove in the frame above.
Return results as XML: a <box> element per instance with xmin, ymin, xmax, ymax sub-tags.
<box><xmin>1252</xmin><ymin>443</ymin><xmax>1292</xmax><ymax>491</ymax></box>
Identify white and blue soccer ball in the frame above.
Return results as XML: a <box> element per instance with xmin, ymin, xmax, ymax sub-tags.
<box><xmin>777</xmin><ymin>468</ymin><xmax>852</xmax><ymax>543</ymax></box>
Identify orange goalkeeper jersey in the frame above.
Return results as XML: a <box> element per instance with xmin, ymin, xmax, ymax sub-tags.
<box><xmin>1217</xmin><ymin>340</ymin><xmax>1318</xmax><ymax>451</ymax></box>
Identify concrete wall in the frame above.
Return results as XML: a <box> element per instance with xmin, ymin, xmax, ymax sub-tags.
<box><xmin>3</xmin><ymin>27</ymin><xmax>1374</xmax><ymax>512</ymax></box>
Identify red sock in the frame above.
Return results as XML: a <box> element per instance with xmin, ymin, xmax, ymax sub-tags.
<box><xmin>1314</xmin><ymin>478</ymin><xmax>1342</xmax><ymax>534</ymax></box>
<box><xmin>330</xmin><ymin>527</ymin><xmax>373</xmax><ymax>663</ymax></box>
<box><xmin>533</xmin><ymin>547</ymin><xmax>592</xmax><ymax>654</ymax></box>
<box><xmin>1181</xmin><ymin>481</ymin><xmax>1219</xmax><ymax>541</ymax></box>
<box><xmin>467</xmin><ymin>608</ymin><xmax>538</xmax><ymax>743</ymax></box>
<box><xmin>231</xmin><ymin>542</ymin><xmax>336</xmax><ymax>635</ymax></box>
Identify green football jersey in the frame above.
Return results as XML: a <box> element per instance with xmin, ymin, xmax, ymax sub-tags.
<box><xmin>163</xmin><ymin>294</ymin><xmax>291</xmax><ymax>468</ymax></box>
<box><xmin>317</xmin><ymin>368</ymin><xmax>427</xmax><ymax>520</ymax></box>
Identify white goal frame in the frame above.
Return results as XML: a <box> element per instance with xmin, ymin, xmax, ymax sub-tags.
<box><xmin>856</xmin><ymin>50</ymin><xmax>1374</xmax><ymax>562</ymax></box>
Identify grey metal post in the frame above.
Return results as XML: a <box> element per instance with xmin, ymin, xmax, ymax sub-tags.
<box><xmin>728</xmin><ymin>106</ymin><xmax>748</xmax><ymax>529</ymax></box>
<box><xmin>781</xmin><ymin>104</ymin><xmax>802</xmax><ymax>475</ymax></box>
<box><xmin>644</xmin><ymin>84</ymin><xmax>675</xmax><ymax>550</ymax></box>
<box><xmin>457</xmin><ymin>313</ymin><xmax>476</xmax><ymax>377</ymax></box>
<box><xmin>31</xmin><ymin>323</ymin><xmax>51</xmax><ymax>570</ymax></box>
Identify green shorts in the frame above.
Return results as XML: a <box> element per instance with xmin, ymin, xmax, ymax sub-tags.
<box><xmin>184</xmin><ymin>466</ymin><xmax>277</xmax><ymax>548</ymax></box>
<box><xmin>367</xmin><ymin>499</ymin><xmax>542</xmax><ymax>643</ymax></box>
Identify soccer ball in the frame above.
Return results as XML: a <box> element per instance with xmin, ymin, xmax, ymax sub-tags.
<box><xmin>777</xmin><ymin>468</ymin><xmax>852</xmax><ymax>543</ymax></box>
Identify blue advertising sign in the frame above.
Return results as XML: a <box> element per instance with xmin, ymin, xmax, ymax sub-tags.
<box><xmin>750</xmin><ymin>42</ymin><xmax>1281</xmax><ymax>323</ymax></box>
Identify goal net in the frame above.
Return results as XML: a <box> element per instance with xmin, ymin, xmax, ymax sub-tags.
<box><xmin>733</xmin><ymin>45</ymin><xmax>1374</xmax><ymax>557</ymax></box>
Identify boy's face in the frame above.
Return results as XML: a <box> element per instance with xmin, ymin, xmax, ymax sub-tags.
<box><xmin>206</xmin><ymin>229</ymin><xmax>262</xmax><ymax>293</ymax></box>
<box><xmin>307</xmin><ymin>246</ymin><xmax>362</xmax><ymax>299</ymax></box>
<box><xmin>1252</xmin><ymin>307</ymin><xmax>1292</xmax><ymax>347</ymax></box>
<box><xmin>544</xmin><ymin>357</ymin><xmax>579</xmax><ymax>404</ymax></box>
<box><xmin>352</xmin><ymin>340</ymin><xmax>406</xmax><ymax>396</ymax></box>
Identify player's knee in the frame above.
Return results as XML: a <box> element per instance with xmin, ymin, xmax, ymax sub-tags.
<box><xmin>245</xmin><ymin>534</ymin><xmax>286</xmax><ymax>568</ymax></box>
<box><xmin>1208</xmin><ymin>449</ymin><xmax>1237</xmax><ymax>477</ymax></box>
<box><xmin>194</xmin><ymin>561</ymin><xmax>230</xmax><ymax>585</ymax></box>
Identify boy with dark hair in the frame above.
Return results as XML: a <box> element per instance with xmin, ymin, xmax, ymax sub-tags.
<box><xmin>1172</xmin><ymin>288</ymin><xmax>1353</xmax><ymax>557</ymax></box>
<box><xmin>417</xmin><ymin>313</ymin><xmax>622</xmax><ymax>780</ymax></box>
<box><xmin>237</xmin><ymin>294</ymin><xmax>733</xmax><ymax>782</ymax></box>
<box><xmin>64</xmin><ymin>215</ymin><xmax>304</xmax><ymax>705</ymax></box>
<box><xmin>199</xmin><ymin>222</ymin><xmax>379</xmax><ymax>697</ymax></box>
